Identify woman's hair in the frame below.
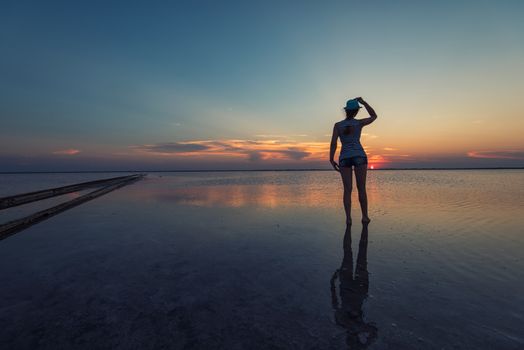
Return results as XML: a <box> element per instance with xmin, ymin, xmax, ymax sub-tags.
<box><xmin>344</xmin><ymin>108</ymin><xmax>359</xmax><ymax>119</ymax></box>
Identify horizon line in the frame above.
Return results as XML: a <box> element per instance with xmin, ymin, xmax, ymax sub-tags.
<box><xmin>1</xmin><ymin>167</ymin><xmax>523</xmax><ymax>174</ymax></box>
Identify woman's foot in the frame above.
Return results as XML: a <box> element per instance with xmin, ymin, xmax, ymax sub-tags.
<box><xmin>362</xmin><ymin>216</ymin><xmax>371</xmax><ymax>224</ymax></box>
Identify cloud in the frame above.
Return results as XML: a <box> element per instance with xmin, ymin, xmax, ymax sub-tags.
<box><xmin>276</xmin><ymin>149</ymin><xmax>310</xmax><ymax>160</ymax></box>
<box><xmin>467</xmin><ymin>150</ymin><xmax>524</xmax><ymax>160</ymax></box>
<box><xmin>361</xmin><ymin>133</ymin><xmax>378</xmax><ymax>139</ymax></box>
<box><xmin>247</xmin><ymin>151</ymin><xmax>263</xmax><ymax>161</ymax></box>
<box><xmin>133</xmin><ymin>139</ymin><xmax>317</xmax><ymax>162</ymax></box>
<box><xmin>254</xmin><ymin>134</ymin><xmax>308</xmax><ymax>138</ymax></box>
<box><xmin>52</xmin><ymin>149</ymin><xmax>80</xmax><ymax>155</ymax></box>
<box><xmin>138</xmin><ymin>142</ymin><xmax>210</xmax><ymax>153</ymax></box>
<box><xmin>258</xmin><ymin>149</ymin><xmax>310</xmax><ymax>161</ymax></box>
<box><xmin>383</xmin><ymin>147</ymin><xmax>397</xmax><ymax>151</ymax></box>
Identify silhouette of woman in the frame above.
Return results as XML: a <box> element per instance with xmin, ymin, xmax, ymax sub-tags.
<box><xmin>330</xmin><ymin>224</ymin><xmax>377</xmax><ymax>349</ymax></box>
<box><xmin>330</xmin><ymin>97</ymin><xmax>377</xmax><ymax>225</ymax></box>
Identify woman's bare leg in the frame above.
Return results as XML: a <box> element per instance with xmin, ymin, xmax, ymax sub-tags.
<box><xmin>340</xmin><ymin>167</ymin><xmax>353</xmax><ymax>225</ymax></box>
<box><xmin>354</xmin><ymin>164</ymin><xmax>370</xmax><ymax>223</ymax></box>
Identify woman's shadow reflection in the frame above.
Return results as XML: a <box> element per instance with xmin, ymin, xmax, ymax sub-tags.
<box><xmin>330</xmin><ymin>223</ymin><xmax>377</xmax><ymax>348</ymax></box>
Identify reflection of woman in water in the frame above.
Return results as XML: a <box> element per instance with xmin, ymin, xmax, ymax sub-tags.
<box><xmin>330</xmin><ymin>97</ymin><xmax>377</xmax><ymax>225</ymax></box>
<box><xmin>330</xmin><ymin>224</ymin><xmax>377</xmax><ymax>349</ymax></box>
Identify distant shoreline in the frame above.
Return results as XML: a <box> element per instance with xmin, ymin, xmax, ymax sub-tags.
<box><xmin>1</xmin><ymin>167</ymin><xmax>523</xmax><ymax>174</ymax></box>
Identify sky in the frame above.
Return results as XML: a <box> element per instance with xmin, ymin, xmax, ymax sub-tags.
<box><xmin>1</xmin><ymin>0</ymin><xmax>523</xmax><ymax>171</ymax></box>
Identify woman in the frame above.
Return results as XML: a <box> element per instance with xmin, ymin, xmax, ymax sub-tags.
<box><xmin>329</xmin><ymin>97</ymin><xmax>377</xmax><ymax>225</ymax></box>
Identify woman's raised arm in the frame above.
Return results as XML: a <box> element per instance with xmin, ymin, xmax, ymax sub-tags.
<box><xmin>357</xmin><ymin>97</ymin><xmax>378</xmax><ymax>126</ymax></box>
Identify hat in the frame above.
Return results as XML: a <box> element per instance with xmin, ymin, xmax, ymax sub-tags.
<box><xmin>344</xmin><ymin>99</ymin><xmax>361</xmax><ymax>111</ymax></box>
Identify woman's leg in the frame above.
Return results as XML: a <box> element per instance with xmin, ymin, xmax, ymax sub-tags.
<box><xmin>340</xmin><ymin>166</ymin><xmax>353</xmax><ymax>225</ymax></box>
<box><xmin>354</xmin><ymin>164</ymin><xmax>370</xmax><ymax>223</ymax></box>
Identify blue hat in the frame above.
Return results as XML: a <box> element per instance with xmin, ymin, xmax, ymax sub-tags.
<box><xmin>344</xmin><ymin>99</ymin><xmax>361</xmax><ymax>110</ymax></box>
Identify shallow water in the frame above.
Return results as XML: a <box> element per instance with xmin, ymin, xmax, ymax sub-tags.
<box><xmin>0</xmin><ymin>170</ymin><xmax>523</xmax><ymax>349</ymax></box>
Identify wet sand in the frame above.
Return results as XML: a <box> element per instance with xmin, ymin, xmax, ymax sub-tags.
<box><xmin>0</xmin><ymin>170</ymin><xmax>523</xmax><ymax>349</ymax></box>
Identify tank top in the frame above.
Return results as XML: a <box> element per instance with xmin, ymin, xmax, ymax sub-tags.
<box><xmin>337</xmin><ymin>118</ymin><xmax>367</xmax><ymax>161</ymax></box>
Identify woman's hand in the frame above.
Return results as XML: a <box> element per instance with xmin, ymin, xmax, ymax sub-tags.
<box><xmin>355</xmin><ymin>97</ymin><xmax>377</xmax><ymax>124</ymax></box>
<box><xmin>330</xmin><ymin>160</ymin><xmax>340</xmax><ymax>172</ymax></box>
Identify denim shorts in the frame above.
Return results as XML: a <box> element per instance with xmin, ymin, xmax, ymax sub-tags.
<box><xmin>339</xmin><ymin>156</ymin><xmax>368</xmax><ymax>168</ymax></box>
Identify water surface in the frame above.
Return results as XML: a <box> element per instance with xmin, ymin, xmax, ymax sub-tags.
<box><xmin>0</xmin><ymin>170</ymin><xmax>523</xmax><ymax>349</ymax></box>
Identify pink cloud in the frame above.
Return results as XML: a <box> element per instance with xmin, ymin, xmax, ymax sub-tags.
<box><xmin>467</xmin><ymin>150</ymin><xmax>524</xmax><ymax>160</ymax></box>
<box><xmin>53</xmin><ymin>149</ymin><xmax>81</xmax><ymax>155</ymax></box>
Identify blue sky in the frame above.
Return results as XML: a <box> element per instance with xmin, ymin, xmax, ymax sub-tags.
<box><xmin>1</xmin><ymin>0</ymin><xmax>523</xmax><ymax>170</ymax></box>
